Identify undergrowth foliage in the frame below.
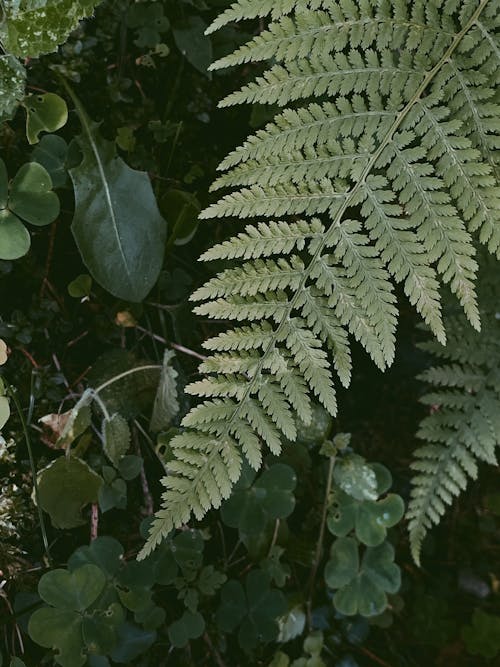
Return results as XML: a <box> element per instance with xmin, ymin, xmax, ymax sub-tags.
<box><xmin>141</xmin><ymin>0</ymin><xmax>500</xmax><ymax>558</ymax></box>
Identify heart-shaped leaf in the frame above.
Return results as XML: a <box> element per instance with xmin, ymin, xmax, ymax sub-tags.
<box><xmin>23</xmin><ymin>93</ymin><xmax>68</xmax><ymax>145</ymax></box>
<box><xmin>82</xmin><ymin>603</ymin><xmax>125</xmax><ymax>654</ymax></box>
<box><xmin>38</xmin><ymin>564</ymin><xmax>105</xmax><ymax>611</ymax></box>
<box><xmin>28</xmin><ymin>607</ymin><xmax>85</xmax><ymax>667</ymax></box>
<box><xmin>0</xmin><ymin>209</ymin><xmax>31</xmax><ymax>260</ymax></box>
<box><xmin>109</xmin><ymin>622</ymin><xmax>156</xmax><ymax>663</ymax></box>
<box><xmin>9</xmin><ymin>162</ymin><xmax>59</xmax><ymax>226</ymax></box>
<box><xmin>37</xmin><ymin>455</ymin><xmax>103</xmax><ymax>528</ymax></box>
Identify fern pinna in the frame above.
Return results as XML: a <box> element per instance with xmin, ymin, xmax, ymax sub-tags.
<box><xmin>408</xmin><ymin>275</ymin><xmax>500</xmax><ymax>564</ymax></box>
<box><xmin>140</xmin><ymin>0</ymin><xmax>500</xmax><ymax>558</ymax></box>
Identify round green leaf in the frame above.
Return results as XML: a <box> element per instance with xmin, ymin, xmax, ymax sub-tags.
<box><xmin>9</xmin><ymin>162</ymin><xmax>59</xmax><ymax>226</ymax></box>
<box><xmin>109</xmin><ymin>622</ymin><xmax>156</xmax><ymax>663</ymax></box>
<box><xmin>168</xmin><ymin>611</ymin><xmax>204</xmax><ymax>648</ymax></box>
<box><xmin>0</xmin><ymin>395</ymin><xmax>10</xmax><ymax>429</ymax></box>
<box><xmin>31</xmin><ymin>134</ymin><xmax>69</xmax><ymax>188</ymax></box>
<box><xmin>38</xmin><ymin>564</ymin><xmax>105</xmax><ymax>611</ymax></box>
<box><xmin>333</xmin><ymin>454</ymin><xmax>378</xmax><ymax>501</ymax></box>
<box><xmin>37</xmin><ymin>456</ymin><xmax>103</xmax><ymax>528</ymax></box>
<box><xmin>324</xmin><ymin>537</ymin><xmax>358</xmax><ymax>589</ymax></box>
<box><xmin>23</xmin><ymin>93</ymin><xmax>68</xmax><ymax>145</ymax></box>
<box><xmin>0</xmin><ymin>159</ymin><xmax>8</xmax><ymax>207</ymax></box>
<box><xmin>68</xmin><ymin>273</ymin><xmax>92</xmax><ymax>298</ymax></box>
<box><xmin>103</xmin><ymin>413</ymin><xmax>131</xmax><ymax>465</ymax></box>
<box><xmin>0</xmin><ymin>210</ymin><xmax>30</xmax><ymax>260</ymax></box>
<box><xmin>355</xmin><ymin>495</ymin><xmax>405</xmax><ymax>547</ymax></box>
<box><xmin>68</xmin><ymin>536</ymin><xmax>124</xmax><ymax>576</ymax></box>
<box><xmin>28</xmin><ymin>607</ymin><xmax>85</xmax><ymax>667</ymax></box>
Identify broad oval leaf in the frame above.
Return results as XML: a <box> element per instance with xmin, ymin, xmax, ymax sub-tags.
<box><xmin>0</xmin><ymin>396</ymin><xmax>10</xmax><ymax>429</ymax></box>
<box><xmin>68</xmin><ymin>105</ymin><xmax>166</xmax><ymax>302</ymax></box>
<box><xmin>0</xmin><ymin>55</ymin><xmax>26</xmax><ymax>122</ymax></box>
<box><xmin>0</xmin><ymin>0</ymin><xmax>100</xmax><ymax>57</ymax></box>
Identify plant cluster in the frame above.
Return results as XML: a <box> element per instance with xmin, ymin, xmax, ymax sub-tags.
<box><xmin>0</xmin><ymin>0</ymin><xmax>499</xmax><ymax>666</ymax></box>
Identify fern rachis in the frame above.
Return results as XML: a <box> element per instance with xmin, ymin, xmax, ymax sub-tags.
<box><xmin>140</xmin><ymin>0</ymin><xmax>499</xmax><ymax>558</ymax></box>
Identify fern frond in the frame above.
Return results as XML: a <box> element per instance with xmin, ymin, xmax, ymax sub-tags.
<box><xmin>141</xmin><ymin>0</ymin><xmax>500</xmax><ymax>559</ymax></box>
<box><xmin>408</xmin><ymin>297</ymin><xmax>500</xmax><ymax>564</ymax></box>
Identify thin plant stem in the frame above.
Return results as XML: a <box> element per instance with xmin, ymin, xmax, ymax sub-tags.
<box><xmin>7</xmin><ymin>386</ymin><xmax>52</xmax><ymax>565</ymax></box>
<box><xmin>306</xmin><ymin>454</ymin><xmax>335</xmax><ymax>630</ymax></box>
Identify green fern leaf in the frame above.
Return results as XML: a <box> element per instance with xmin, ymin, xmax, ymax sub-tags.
<box><xmin>141</xmin><ymin>0</ymin><xmax>500</xmax><ymax>559</ymax></box>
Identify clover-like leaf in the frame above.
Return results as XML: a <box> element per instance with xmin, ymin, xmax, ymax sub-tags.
<box><xmin>328</xmin><ymin>463</ymin><xmax>404</xmax><ymax>546</ymax></box>
<box><xmin>168</xmin><ymin>610</ymin><xmax>205</xmax><ymax>648</ymax></box>
<box><xmin>28</xmin><ymin>608</ymin><xmax>85</xmax><ymax>667</ymax></box>
<box><xmin>216</xmin><ymin>570</ymin><xmax>287</xmax><ymax>650</ymax></box>
<box><xmin>38</xmin><ymin>564</ymin><xmax>106</xmax><ymax>611</ymax></box>
<box><xmin>333</xmin><ymin>454</ymin><xmax>378</xmax><ymax>501</ymax></box>
<box><xmin>0</xmin><ymin>55</ymin><xmax>25</xmax><ymax>122</ymax></box>
<box><xmin>171</xmin><ymin>529</ymin><xmax>204</xmax><ymax>572</ymax></box>
<box><xmin>324</xmin><ymin>538</ymin><xmax>401</xmax><ymax>617</ymax></box>
<box><xmin>82</xmin><ymin>603</ymin><xmax>125</xmax><ymax>655</ymax></box>
<box><xmin>37</xmin><ymin>455</ymin><xmax>103</xmax><ymax>528</ymax></box>
<box><xmin>68</xmin><ymin>536</ymin><xmax>124</xmax><ymax>577</ymax></box>
<box><xmin>462</xmin><ymin>609</ymin><xmax>500</xmax><ymax>659</ymax></box>
<box><xmin>23</xmin><ymin>93</ymin><xmax>68</xmax><ymax>145</ymax></box>
<box><xmin>127</xmin><ymin>3</ymin><xmax>170</xmax><ymax>48</ymax></box>
<box><xmin>221</xmin><ymin>463</ymin><xmax>296</xmax><ymax>535</ymax></box>
<box><xmin>109</xmin><ymin>622</ymin><xmax>156</xmax><ymax>663</ymax></box>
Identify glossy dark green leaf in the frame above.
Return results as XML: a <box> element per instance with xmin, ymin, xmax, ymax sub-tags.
<box><xmin>173</xmin><ymin>17</ymin><xmax>212</xmax><ymax>77</ymax></box>
<box><xmin>37</xmin><ymin>456</ymin><xmax>103</xmax><ymax>528</ymax></box>
<box><xmin>0</xmin><ymin>0</ymin><xmax>100</xmax><ymax>57</ymax></box>
<box><xmin>0</xmin><ymin>55</ymin><xmax>25</xmax><ymax>122</ymax></box>
<box><xmin>68</xmin><ymin>96</ymin><xmax>166</xmax><ymax>302</ymax></box>
<box><xmin>23</xmin><ymin>93</ymin><xmax>68</xmax><ymax>145</ymax></box>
